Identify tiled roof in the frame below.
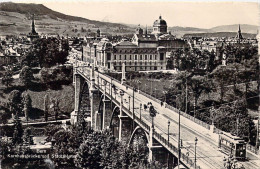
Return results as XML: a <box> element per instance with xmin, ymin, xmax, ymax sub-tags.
<box><xmin>136</xmin><ymin>34</ymin><xmax>157</xmax><ymax>42</ymax></box>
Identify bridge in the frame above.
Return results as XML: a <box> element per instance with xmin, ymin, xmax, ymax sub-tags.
<box><xmin>71</xmin><ymin>61</ymin><xmax>259</xmax><ymax>169</ymax></box>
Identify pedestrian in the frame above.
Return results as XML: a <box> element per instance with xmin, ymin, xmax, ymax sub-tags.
<box><xmin>161</xmin><ymin>101</ymin><xmax>163</xmax><ymax>107</ymax></box>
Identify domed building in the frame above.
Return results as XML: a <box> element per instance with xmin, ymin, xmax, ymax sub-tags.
<box><xmin>83</xmin><ymin>15</ymin><xmax>188</xmax><ymax>72</ymax></box>
<box><xmin>152</xmin><ymin>15</ymin><xmax>167</xmax><ymax>35</ymax></box>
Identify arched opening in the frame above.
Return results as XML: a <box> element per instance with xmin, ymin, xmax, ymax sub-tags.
<box><xmin>109</xmin><ymin>106</ymin><xmax>120</xmax><ymax>138</ymax></box>
<box><xmin>129</xmin><ymin>127</ymin><xmax>149</xmax><ymax>159</ymax></box>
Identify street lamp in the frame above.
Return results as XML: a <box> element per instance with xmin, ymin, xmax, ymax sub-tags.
<box><xmin>128</xmin><ymin>95</ymin><xmax>131</xmax><ymax>110</ymax></box>
<box><xmin>168</xmin><ymin>120</ymin><xmax>170</xmax><ymax>142</ymax></box>
<box><xmin>167</xmin><ymin>120</ymin><xmax>171</xmax><ymax>169</ymax></box>
<box><xmin>149</xmin><ymin>104</ymin><xmax>156</xmax><ymax>128</ymax></box>
<box><xmin>140</xmin><ymin>103</ymin><xmax>142</xmax><ymax>121</ymax></box>
<box><xmin>193</xmin><ymin>101</ymin><xmax>196</xmax><ymax>120</ymax></box>
<box><xmin>195</xmin><ymin>137</ymin><xmax>198</xmax><ymax>169</ymax></box>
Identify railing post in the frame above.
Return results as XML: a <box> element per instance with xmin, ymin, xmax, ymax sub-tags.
<box><xmin>118</xmin><ymin>90</ymin><xmax>124</xmax><ymax>141</ymax></box>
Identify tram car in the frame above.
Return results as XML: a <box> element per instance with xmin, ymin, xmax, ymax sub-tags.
<box><xmin>218</xmin><ymin>132</ymin><xmax>246</xmax><ymax>160</ymax></box>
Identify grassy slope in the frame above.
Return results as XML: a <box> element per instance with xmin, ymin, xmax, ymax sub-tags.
<box><xmin>0</xmin><ymin>2</ymin><xmax>134</xmax><ymax>36</ymax></box>
<box><xmin>0</xmin><ymin>77</ymin><xmax>74</xmax><ymax>117</ymax></box>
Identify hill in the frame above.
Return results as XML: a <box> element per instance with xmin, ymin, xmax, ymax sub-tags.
<box><xmin>0</xmin><ymin>2</ymin><xmax>133</xmax><ymax>36</ymax></box>
<box><xmin>210</xmin><ymin>24</ymin><xmax>258</xmax><ymax>34</ymax></box>
<box><xmin>183</xmin><ymin>32</ymin><xmax>256</xmax><ymax>39</ymax></box>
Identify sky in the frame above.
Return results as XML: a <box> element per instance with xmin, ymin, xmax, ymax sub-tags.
<box><xmin>8</xmin><ymin>0</ymin><xmax>260</xmax><ymax>29</ymax></box>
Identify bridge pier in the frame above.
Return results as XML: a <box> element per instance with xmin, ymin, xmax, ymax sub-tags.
<box><xmin>102</xmin><ymin>98</ymin><xmax>112</xmax><ymax>130</ymax></box>
<box><xmin>71</xmin><ymin>74</ymin><xmax>83</xmax><ymax>125</ymax></box>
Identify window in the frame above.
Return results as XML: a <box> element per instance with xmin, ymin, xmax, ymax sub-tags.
<box><xmin>140</xmin><ymin>55</ymin><xmax>142</xmax><ymax>60</ymax></box>
<box><xmin>114</xmin><ymin>55</ymin><xmax>116</xmax><ymax>60</ymax></box>
<box><xmin>150</xmin><ymin>55</ymin><xmax>152</xmax><ymax>60</ymax></box>
<box><xmin>140</xmin><ymin>62</ymin><xmax>142</xmax><ymax>65</ymax></box>
<box><xmin>125</xmin><ymin>55</ymin><xmax>127</xmax><ymax>60</ymax></box>
<box><xmin>129</xmin><ymin>61</ymin><xmax>132</xmax><ymax>65</ymax></box>
<box><xmin>119</xmin><ymin>55</ymin><xmax>121</xmax><ymax>60</ymax></box>
<box><xmin>145</xmin><ymin>55</ymin><xmax>147</xmax><ymax>60</ymax></box>
<box><xmin>135</xmin><ymin>55</ymin><xmax>137</xmax><ymax>60</ymax></box>
<box><xmin>155</xmin><ymin>55</ymin><xmax>157</xmax><ymax>60</ymax></box>
<box><xmin>130</xmin><ymin>55</ymin><xmax>131</xmax><ymax>60</ymax></box>
<box><xmin>160</xmin><ymin>53</ymin><xmax>164</xmax><ymax>60</ymax></box>
<box><xmin>135</xmin><ymin>62</ymin><xmax>137</xmax><ymax>65</ymax></box>
<box><xmin>107</xmin><ymin>53</ymin><xmax>111</xmax><ymax>60</ymax></box>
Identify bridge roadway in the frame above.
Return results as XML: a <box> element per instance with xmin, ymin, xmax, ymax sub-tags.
<box><xmin>76</xmin><ymin>65</ymin><xmax>260</xmax><ymax>169</ymax></box>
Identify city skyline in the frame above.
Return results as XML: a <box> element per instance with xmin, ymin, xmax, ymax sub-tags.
<box><xmin>9</xmin><ymin>0</ymin><xmax>259</xmax><ymax>29</ymax></box>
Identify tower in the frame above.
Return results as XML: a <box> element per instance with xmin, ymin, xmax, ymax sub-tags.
<box><xmin>136</xmin><ymin>24</ymin><xmax>143</xmax><ymax>35</ymax></box>
<box><xmin>27</xmin><ymin>14</ymin><xmax>39</xmax><ymax>40</ymax></box>
<box><xmin>97</xmin><ymin>28</ymin><xmax>101</xmax><ymax>37</ymax></box>
<box><xmin>31</xmin><ymin>14</ymin><xmax>37</xmax><ymax>34</ymax></box>
<box><xmin>235</xmin><ymin>24</ymin><xmax>243</xmax><ymax>41</ymax></box>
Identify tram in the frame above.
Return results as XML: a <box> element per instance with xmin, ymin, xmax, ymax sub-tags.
<box><xmin>218</xmin><ymin>132</ymin><xmax>246</xmax><ymax>160</ymax></box>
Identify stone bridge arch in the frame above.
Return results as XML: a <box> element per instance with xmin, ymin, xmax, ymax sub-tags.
<box><xmin>129</xmin><ymin>126</ymin><xmax>149</xmax><ymax>158</ymax></box>
<box><xmin>109</xmin><ymin>106</ymin><xmax>120</xmax><ymax>138</ymax></box>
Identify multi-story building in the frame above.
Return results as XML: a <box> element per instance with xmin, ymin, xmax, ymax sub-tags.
<box><xmin>83</xmin><ymin>16</ymin><xmax>187</xmax><ymax>72</ymax></box>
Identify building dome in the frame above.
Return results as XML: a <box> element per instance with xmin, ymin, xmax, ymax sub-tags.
<box><xmin>152</xmin><ymin>15</ymin><xmax>167</xmax><ymax>35</ymax></box>
<box><xmin>153</xmin><ymin>15</ymin><xmax>167</xmax><ymax>27</ymax></box>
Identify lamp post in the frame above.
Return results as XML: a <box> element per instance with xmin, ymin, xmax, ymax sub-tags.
<box><xmin>149</xmin><ymin>104</ymin><xmax>156</xmax><ymax>128</ymax></box>
<box><xmin>128</xmin><ymin>95</ymin><xmax>131</xmax><ymax>110</ymax></box>
<box><xmin>193</xmin><ymin>101</ymin><xmax>196</xmax><ymax>120</ymax></box>
<box><xmin>140</xmin><ymin>103</ymin><xmax>142</xmax><ymax>121</ymax></box>
<box><xmin>178</xmin><ymin>108</ymin><xmax>181</xmax><ymax>169</ymax></box>
<box><xmin>195</xmin><ymin>137</ymin><xmax>198</xmax><ymax>169</ymax></box>
<box><xmin>167</xmin><ymin>120</ymin><xmax>171</xmax><ymax>169</ymax></box>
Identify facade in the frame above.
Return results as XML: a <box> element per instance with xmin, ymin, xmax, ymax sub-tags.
<box><xmin>83</xmin><ymin>16</ymin><xmax>187</xmax><ymax>72</ymax></box>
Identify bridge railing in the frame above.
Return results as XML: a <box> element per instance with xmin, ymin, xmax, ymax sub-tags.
<box><xmin>139</xmin><ymin>90</ymin><xmax>162</xmax><ymax>104</ymax></box>
<box><xmin>153</xmin><ymin>130</ymin><xmax>201</xmax><ymax>169</ymax></box>
<box><xmin>165</xmin><ymin>104</ymin><xmax>210</xmax><ymax>130</ymax></box>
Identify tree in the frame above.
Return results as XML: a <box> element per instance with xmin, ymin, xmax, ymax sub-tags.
<box><xmin>51</xmin><ymin>129</ymin><xmax>78</xmax><ymax>167</ymax></box>
<box><xmin>1</xmin><ymin>66</ymin><xmax>14</xmax><ymax>87</ymax></box>
<box><xmin>19</xmin><ymin>66</ymin><xmax>34</xmax><ymax>88</ymax></box>
<box><xmin>12</xmin><ymin>114</ymin><xmax>23</xmax><ymax>145</ymax></box>
<box><xmin>0</xmin><ymin>105</ymin><xmax>11</xmax><ymax>124</ymax></box>
<box><xmin>189</xmin><ymin>75</ymin><xmax>207</xmax><ymax>117</ymax></box>
<box><xmin>44</xmin><ymin>94</ymin><xmax>49</xmax><ymax>122</ymax></box>
<box><xmin>21</xmin><ymin>93</ymin><xmax>32</xmax><ymax>121</ymax></box>
<box><xmin>7</xmin><ymin>90</ymin><xmax>22</xmax><ymax>116</ymax></box>
<box><xmin>22</xmin><ymin>127</ymin><xmax>34</xmax><ymax>146</ymax></box>
<box><xmin>211</xmin><ymin>65</ymin><xmax>232</xmax><ymax>103</ymax></box>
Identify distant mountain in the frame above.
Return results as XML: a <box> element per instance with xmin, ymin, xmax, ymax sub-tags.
<box><xmin>210</xmin><ymin>24</ymin><xmax>258</xmax><ymax>34</ymax></box>
<box><xmin>0</xmin><ymin>2</ymin><xmax>133</xmax><ymax>36</ymax></box>
<box><xmin>169</xmin><ymin>26</ymin><xmax>209</xmax><ymax>32</ymax></box>
<box><xmin>183</xmin><ymin>32</ymin><xmax>256</xmax><ymax>39</ymax></box>
<box><xmin>0</xmin><ymin>2</ymin><xmax>127</xmax><ymax>28</ymax></box>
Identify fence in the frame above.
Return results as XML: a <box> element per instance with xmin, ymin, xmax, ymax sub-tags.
<box><xmin>165</xmin><ymin>104</ymin><xmax>210</xmax><ymax>130</ymax></box>
<box><xmin>153</xmin><ymin>130</ymin><xmax>201</xmax><ymax>169</ymax></box>
<box><xmin>139</xmin><ymin>90</ymin><xmax>162</xmax><ymax>104</ymax></box>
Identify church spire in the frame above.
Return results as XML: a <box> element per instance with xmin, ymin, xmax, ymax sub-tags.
<box><xmin>31</xmin><ymin>14</ymin><xmax>36</xmax><ymax>34</ymax></box>
<box><xmin>236</xmin><ymin>24</ymin><xmax>243</xmax><ymax>41</ymax></box>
